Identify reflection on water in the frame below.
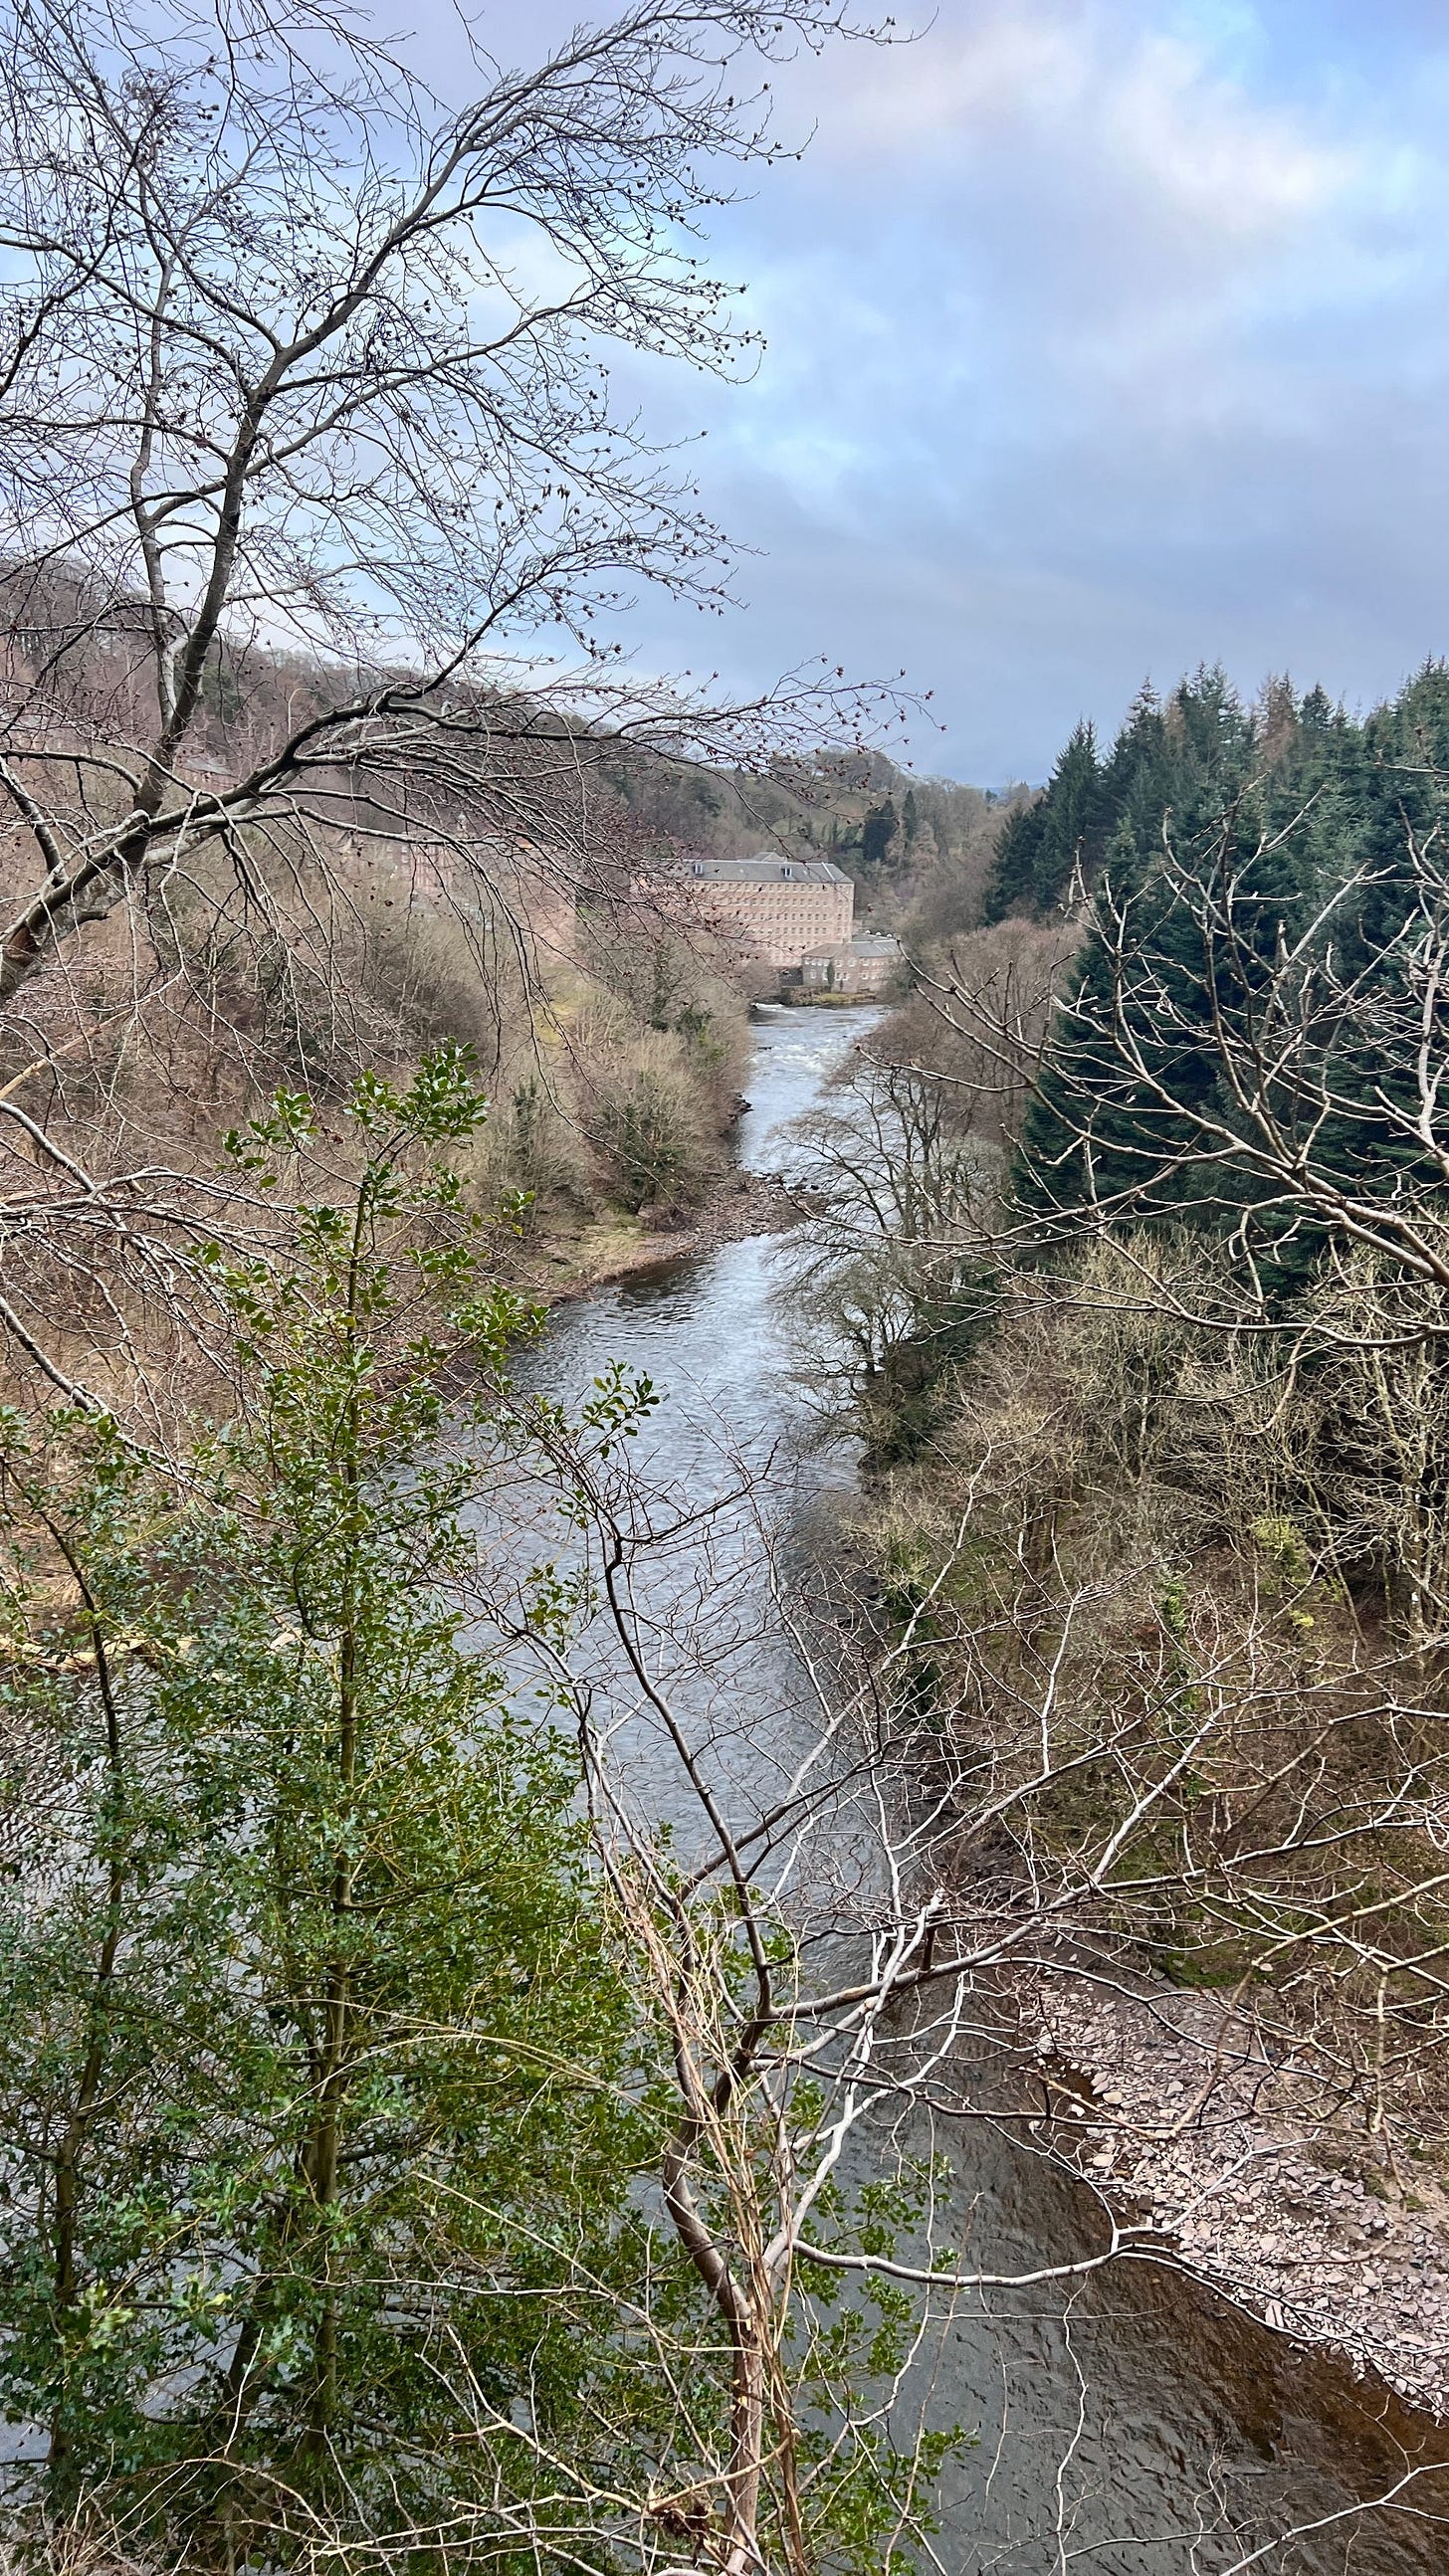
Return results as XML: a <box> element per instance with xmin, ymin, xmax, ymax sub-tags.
<box><xmin>514</xmin><ymin>1006</ymin><xmax>1449</xmax><ymax>2575</ymax></box>
<box><xmin>513</xmin><ymin>1005</ymin><xmax>877</xmax><ymax>1864</ymax></box>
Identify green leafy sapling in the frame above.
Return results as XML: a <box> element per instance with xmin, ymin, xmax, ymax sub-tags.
<box><xmin>0</xmin><ymin>1053</ymin><xmax>656</xmax><ymax>2550</ymax></box>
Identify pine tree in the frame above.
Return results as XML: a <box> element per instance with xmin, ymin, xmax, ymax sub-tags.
<box><xmin>1298</xmin><ymin>682</ymin><xmax>1338</xmax><ymax>738</ymax></box>
<box><xmin>861</xmin><ymin>797</ymin><xmax>899</xmax><ymax>873</ymax></box>
<box><xmin>1032</xmin><ymin>720</ymin><xmax>1105</xmax><ymax>910</ymax></box>
<box><xmin>980</xmin><ymin>800</ymin><xmax>1046</xmax><ymax>922</ymax></box>
<box><xmin>1015</xmin><ymin>662</ymin><xmax>1449</xmax><ymax>1275</ymax></box>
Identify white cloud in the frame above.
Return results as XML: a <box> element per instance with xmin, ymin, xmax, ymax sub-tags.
<box><xmin>410</xmin><ymin>0</ymin><xmax>1449</xmax><ymax>776</ymax></box>
<box><xmin>808</xmin><ymin>0</ymin><xmax>1355</xmax><ymax>256</ymax></box>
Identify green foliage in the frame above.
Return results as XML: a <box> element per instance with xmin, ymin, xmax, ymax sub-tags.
<box><xmin>1031</xmin><ymin>720</ymin><xmax>1102</xmax><ymax>909</ymax></box>
<box><xmin>0</xmin><ymin>1055</ymin><xmax>660</xmax><ymax>2550</ymax></box>
<box><xmin>981</xmin><ymin>718</ymin><xmax>1102</xmax><ymax>920</ymax></box>
<box><xmin>1009</xmin><ymin>662</ymin><xmax>1449</xmax><ymax>1265</ymax></box>
<box><xmin>860</xmin><ymin>798</ymin><xmax>899</xmax><ymax>874</ymax></box>
<box><xmin>0</xmin><ymin>1048</ymin><xmax>958</xmax><ymax>2573</ymax></box>
<box><xmin>1249</xmin><ymin>1514</ymin><xmax>1313</xmax><ymax>1593</ymax></box>
<box><xmin>978</xmin><ymin>800</ymin><xmax>1044</xmax><ymax>923</ymax></box>
<box><xmin>984</xmin><ymin>669</ymin><xmax>1264</xmax><ymax>928</ymax></box>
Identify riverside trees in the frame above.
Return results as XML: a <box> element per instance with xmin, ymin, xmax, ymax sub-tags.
<box><xmin>0</xmin><ymin>1049</ymin><xmax>984</xmax><ymax>2573</ymax></box>
<box><xmin>0</xmin><ymin>1055</ymin><xmax>654</xmax><ymax>2544</ymax></box>
<box><xmin>797</xmin><ymin>663</ymin><xmax>1449</xmax><ymax>2227</ymax></box>
<box><xmin>0</xmin><ymin>0</ymin><xmax>908</xmax><ymax>1412</ymax></box>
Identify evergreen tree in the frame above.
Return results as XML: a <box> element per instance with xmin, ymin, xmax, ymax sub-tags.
<box><xmin>861</xmin><ymin>796</ymin><xmax>899</xmax><ymax>872</ymax></box>
<box><xmin>1101</xmin><ymin>682</ymin><xmax>1172</xmax><ymax>855</ymax></box>
<box><xmin>0</xmin><ymin>1056</ymin><xmax>661</xmax><ymax>2545</ymax></box>
<box><xmin>1298</xmin><ymin>682</ymin><xmax>1338</xmax><ymax>739</ymax></box>
<box><xmin>981</xmin><ymin>800</ymin><xmax>1046</xmax><ymax>922</ymax></box>
<box><xmin>1031</xmin><ymin>719</ymin><xmax>1104</xmax><ymax>909</ymax></box>
<box><xmin>981</xmin><ymin>724</ymin><xmax>1105</xmax><ymax>922</ymax></box>
<box><xmin>1019</xmin><ymin>794</ymin><xmax>1309</xmax><ymax>1238</ymax></box>
<box><xmin>1016</xmin><ymin>662</ymin><xmax>1449</xmax><ymax>1275</ymax></box>
<box><xmin>1163</xmin><ymin>665</ymin><xmax>1254</xmax><ymax>811</ymax></box>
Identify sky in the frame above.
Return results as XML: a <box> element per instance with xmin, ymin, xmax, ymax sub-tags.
<box><xmin>424</xmin><ymin>0</ymin><xmax>1449</xmax><ymax>785</ymax></box>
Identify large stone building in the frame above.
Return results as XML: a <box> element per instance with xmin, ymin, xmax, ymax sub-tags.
<box><xmin>674</xmin><ymin>854</ymin><xmax>854</xmax><ymax>971</ymax></box>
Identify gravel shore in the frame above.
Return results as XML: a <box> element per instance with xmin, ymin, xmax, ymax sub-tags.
<box><xmin>540</xmin><ymin>1168</ymin><xmax>809</xmax><ymax>1302</ymax></box>
<box><xmin>1027</xmin><ymin>1971</ymin><xmax>1449</xmax><ymax>2418</ymax></box>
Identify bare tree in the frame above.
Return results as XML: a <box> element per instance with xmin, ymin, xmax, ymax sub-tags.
<box><xmin>0</xmin><ymin>0</ymin><xmax>910</xmax><ymax>1404</ymax></box>
<box><xmin>753</xmin><ymin>886</ymin><xmax>1449</xmax><ymax>2556</ymax></box>
<box><xmin>505</xmin><ymin>1400</ymin><xmax>1449</xmax><ymax>2572</ymax></box>
<box><xmin>0</xmin><ymin>0</ymin><xmax>898</xmax><ymax>985</ymax></box>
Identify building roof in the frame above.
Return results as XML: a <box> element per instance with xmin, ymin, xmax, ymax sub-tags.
<box><xmin>803</xmin><ymin>933</ymin><xmax>902</xmax><ymax>961</ymax></box>
<box><xmin>680</xmin><ymin>854</ymin><xmax>851</xmax><ymax>887</ymax></box>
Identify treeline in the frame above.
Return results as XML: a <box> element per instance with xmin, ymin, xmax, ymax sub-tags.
<box><xmin>785</xmin><ymin>656</ymin><xmax>1449</xmax><ymax>2224</ymax></box>
<box><xmin>974</xmin><ymin>662</ymin><xmax>1449</xmax><ymax>1265</ymax></box>
<box><xmin>980</xmin><ymin>665</ymin><xmax>1351</xmax><ymax>922</ymax></box>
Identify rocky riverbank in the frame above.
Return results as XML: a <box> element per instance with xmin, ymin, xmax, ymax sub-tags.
<box><xmin>527</xmin><ymin>1166</ymin><xmax>809</xmax><ymax>1305</ymax></box>
<box><xmin>1026</xmin><ymin>1970</ymin><xmax>1449</xmax><ymax>2420</ymax></box>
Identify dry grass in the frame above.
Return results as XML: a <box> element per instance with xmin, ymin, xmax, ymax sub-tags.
<box><xmin>858</xmin><ymin>1235</ymin><xmax>1449</xmax><ymax>2154</ymax></box>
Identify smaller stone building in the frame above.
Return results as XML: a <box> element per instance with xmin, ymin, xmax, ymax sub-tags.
<box><xmin>800</xmin><ymin>933</ymin><xmax>902</xmax><ymax>997</ymax></box>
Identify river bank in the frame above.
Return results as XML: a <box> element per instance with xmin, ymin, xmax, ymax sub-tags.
<box><xmin>517</xmin><ymin>1000</ymin><xmax>859</xmax><ymax>1306</ymax></box>
<box><xmin>521</xmin><ymin>1163</ymin><xmax>812</xmax><ymax>1306</ymax></box>
<box><xmin>1023</xmin><ymin>1965</ymin><xmax>1449</xmax><ymax>2422</ymax></box>
<box><xmin>517</xmin><ymin>1003</ymin><xmax>1449</xmax><ymax>2573</ymax></box>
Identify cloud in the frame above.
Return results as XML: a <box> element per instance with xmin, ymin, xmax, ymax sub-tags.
<box><xmin>411</xmin><ymin>0</ymin><xmax>1449</xmax><ymax>781</ymax></box>
<box><xmin>617</xmin><ymin>0</ymin><xmax>1449</xmax><ymax>777</ymax></box>
<box><xmin>814</xmin><ymin>1</ymin><xmax>1349</xmax><ymax>243</ymax></box>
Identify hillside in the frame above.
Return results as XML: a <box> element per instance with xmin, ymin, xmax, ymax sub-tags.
<box><xmin>603</xmin><ymin>738</ymin><xmax>1017</xmax><ymax>937</ymax></box>
<box><xmin>786</xmin><ymin>657</ymin><xmax>1449</xmax><ymax>2416</ymax></box>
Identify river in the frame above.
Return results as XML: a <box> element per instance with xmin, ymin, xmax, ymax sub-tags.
<box><xmin>517</xmin><ymin>1005</ymin><xmax>1449</xmax><ymax>2576</ymax></box>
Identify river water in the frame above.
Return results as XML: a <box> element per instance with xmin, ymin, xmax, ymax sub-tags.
<box><xmin>517</xmin><ymin>1005</ymin><xmax>1449</xmax><ymax>2576</ymax></box>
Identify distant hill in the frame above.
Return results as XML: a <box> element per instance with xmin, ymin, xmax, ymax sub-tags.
<box><xmin>599</xmin><ymin>742</ymin><xmax>1024</xmax><ymax>940</ymax></box>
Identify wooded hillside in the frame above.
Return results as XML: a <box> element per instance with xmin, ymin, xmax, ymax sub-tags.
<box><xmin>797</xmin><ymin>660</ymin><xmax>1449</xmax><ymax>2398</ymax></box>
